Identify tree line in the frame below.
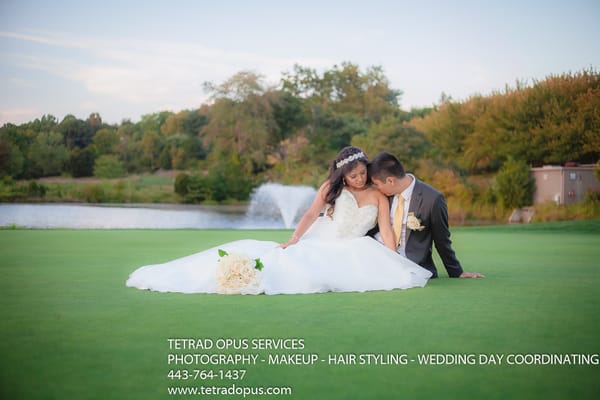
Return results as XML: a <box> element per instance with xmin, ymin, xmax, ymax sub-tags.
<box><xmin>411</xmin><ymin>69</ymin><xmax>599</xmax><ymax>173</ymax></box>
<box><xmin>0</xmin><ymin>63</ymin><xmax>598</xmax><ymax>210</ymax></box>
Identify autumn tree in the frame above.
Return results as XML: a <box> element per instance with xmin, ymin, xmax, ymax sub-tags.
<box><xmin>494</xmin><ymin>157</ymin><xmax>535</xmax><ymax>209</ymax></box>
<box><xmin>412</xmin><ymin>69</ymin><xmax>600</xmax><ymax>173</ymax></box>
<box><xmin>202</xmin><ymin>71</ymin><xmax>277</xmax><ymax>174</ymax></box>
<box><xmin>281</xmin><ymin>63</ymin><xmax>401</xmax><ymax>154</ymax></box>
<box><xmin>159</xmin><ymin>109</ymin><xmax>208</xmax><ymax>169</ymax></box>
<box><xmin>59</xmin><ymin>115</ymin><xmax>92</xmax><ymax>149</ymax></box>
<box><xmin>93</xmin><ymin>128</ymin><xmax>120</xmax><ymax>155</ymax></box>
<box><xmin>352</xmin><ymin>115</ymin><xmax>430</xmax><ymax>172</ymax></box>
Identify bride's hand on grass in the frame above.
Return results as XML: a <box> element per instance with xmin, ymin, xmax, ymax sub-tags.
<box><xmin>459</xmin><ymin>271</ymin><xmax>485</xmax><ymax>278</ymax></box>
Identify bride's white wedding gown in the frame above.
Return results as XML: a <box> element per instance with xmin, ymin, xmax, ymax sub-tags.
<box><xmin>126</xmin><ymin>190</ymin><xmax>432</xmax><ymax>294</ymax></box>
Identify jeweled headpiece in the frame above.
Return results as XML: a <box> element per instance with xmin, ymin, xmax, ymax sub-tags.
<box><xmin>336</xmin><ymin>152</ymin><xmax>365</xmax><ymax>169</ymax></box>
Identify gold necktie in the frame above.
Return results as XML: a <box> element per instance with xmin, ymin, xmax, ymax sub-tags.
<box><xmin>393</xmin><ymin>195</ymin><xmax>404</xmax><ymax>246</ymax></box>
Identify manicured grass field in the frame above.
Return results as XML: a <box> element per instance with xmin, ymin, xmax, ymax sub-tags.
<box><xmin>1</xmin><ymin>221</ymin><xmax>599</xmax><ymax>399</ymax></box>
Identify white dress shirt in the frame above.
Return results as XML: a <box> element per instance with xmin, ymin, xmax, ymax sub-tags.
<box><xmin>376</xmin><ymin>174</ymin><xmax>416</xmax><ymax>256</ymax></box>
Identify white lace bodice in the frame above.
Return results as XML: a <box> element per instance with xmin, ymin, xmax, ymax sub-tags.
<box><xmin>330</xmin><ymin>190</ymin><xmax>378</xmax><ymax>238</ymax></box>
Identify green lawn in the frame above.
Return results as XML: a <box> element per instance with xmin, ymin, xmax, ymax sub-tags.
<box><xmin>1</xmin><ymin>221</ymin><xmax>599</xmax><ymax>399</ymax></box>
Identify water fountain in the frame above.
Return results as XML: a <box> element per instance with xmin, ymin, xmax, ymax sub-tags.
<box><xmin>245</xmin><ymin>183</ymin><xmax>317</xmax><ymax>229</ymax></box>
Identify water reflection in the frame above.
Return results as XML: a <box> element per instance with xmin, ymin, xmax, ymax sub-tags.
<box><xmin>0</xmin><ymin>183</ymin><xmax>318</xmax><ymax>229</ymax></box>
<box><xmin>0</xmin><ymin>203</ymin><xmax>282</xmax><ymax>229</ymax></box>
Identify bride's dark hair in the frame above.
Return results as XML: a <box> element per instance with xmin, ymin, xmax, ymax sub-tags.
<box><xmin>325</xmin><ymin>146</ymin><xmax>369</xmax><ymax>205</ymax></box>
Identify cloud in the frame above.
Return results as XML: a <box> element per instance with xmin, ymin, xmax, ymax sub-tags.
<box><xmin>0</xmin><ymin>31</ymin><xmax>88</xmax><ymax>48</ymax></box>
<box><xmin>1</xmin><ymin>30</ymin><xmax>334</xmax><ymax>120</ymax></box>
<box><xmin>9</xmin><ymin>77</ymin><xmax>35</xmax><ymax>88</ymax></box>
<box><xmin>0</xmin><ymin>107</ymin><xmax>38</xmax><ymax>125</ymax></box>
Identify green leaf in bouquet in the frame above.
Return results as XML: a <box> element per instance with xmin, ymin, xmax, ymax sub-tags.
<box><xmin>254</xmin><ymin>258</ymin><xmax>264</xmax><ymax>271</ymax></box>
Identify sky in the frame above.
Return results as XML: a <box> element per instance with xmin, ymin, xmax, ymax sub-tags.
<box><xmin>0</xmin><ymin>0</ymin><xmax>599</xmax><ymax>126</ymax></box>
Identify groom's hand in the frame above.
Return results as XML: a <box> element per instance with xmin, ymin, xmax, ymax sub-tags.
<box><xmin>459</xmin><ymin>271</ymin><xmax>485</xmax><ymax>278</ymax></box>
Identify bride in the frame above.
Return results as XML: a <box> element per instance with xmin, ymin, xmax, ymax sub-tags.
<box><xmin>126</xmin><ymin>146</ymin><xmax>432</xmax><ymax>294</ymax></box>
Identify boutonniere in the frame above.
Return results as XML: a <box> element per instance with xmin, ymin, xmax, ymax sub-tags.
<box><xmin>406</xmin><ymin>212</ymin><xmax>425</xmax><ymax>231</ymax></box>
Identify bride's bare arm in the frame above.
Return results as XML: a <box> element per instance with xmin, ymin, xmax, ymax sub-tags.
<box><xmin>279</xmin><ymin>181</ymin><xmax>329</xmax><ymax>248</ymax></box>
<box><xmin>375</xmin><ymin>191</ymin><xmax>397</xmax><ymax>251</ymax></box>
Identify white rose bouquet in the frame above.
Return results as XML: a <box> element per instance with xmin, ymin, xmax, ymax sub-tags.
<box><xmin>215</xmin><ymin>249</ymin><xmax>264</xmax><ymax>295</ymax></box>
<box><xmin>406</xmin><ymin>212</ymin><xmax>425</xmax><ymax>231</ymax></box>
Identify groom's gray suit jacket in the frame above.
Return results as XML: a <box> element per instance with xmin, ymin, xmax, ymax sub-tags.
<box><xmin>370</xmin><ymin>179</ymin><xmax>464</xmax><ymax>278</ymax></box>
<box><xmin>405</xmin><ymin>180</ymin><xmax>463</xmax><ymax>278</ymax></box>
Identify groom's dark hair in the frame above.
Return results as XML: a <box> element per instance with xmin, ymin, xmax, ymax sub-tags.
<box><xmin>368</xmin><ymin>152</ymin><xmax>406</xmax><ymax>180</ymax></box>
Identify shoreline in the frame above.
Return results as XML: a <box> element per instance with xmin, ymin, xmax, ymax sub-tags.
<box><xmin>0</xmin><ymin>201</ymin><xmax>248</xmax><ymax>212</ymax></box>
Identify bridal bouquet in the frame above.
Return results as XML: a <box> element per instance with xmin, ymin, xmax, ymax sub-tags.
<box><xmin>215</xmin><ymin>249</ymin><xmax>264</xmax><ymax>295</ymax></box>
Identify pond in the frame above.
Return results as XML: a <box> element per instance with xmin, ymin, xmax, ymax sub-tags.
<box><xmin>0</xmin><ymin>183</ymin><xmax>317</xmax><ymax>229</ymax></box>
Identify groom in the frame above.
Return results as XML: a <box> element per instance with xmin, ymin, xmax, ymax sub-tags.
<box><xmin>368</xmin><ymin>152</ymin><xmax>484</xmax><ymax>279</ymax></box>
